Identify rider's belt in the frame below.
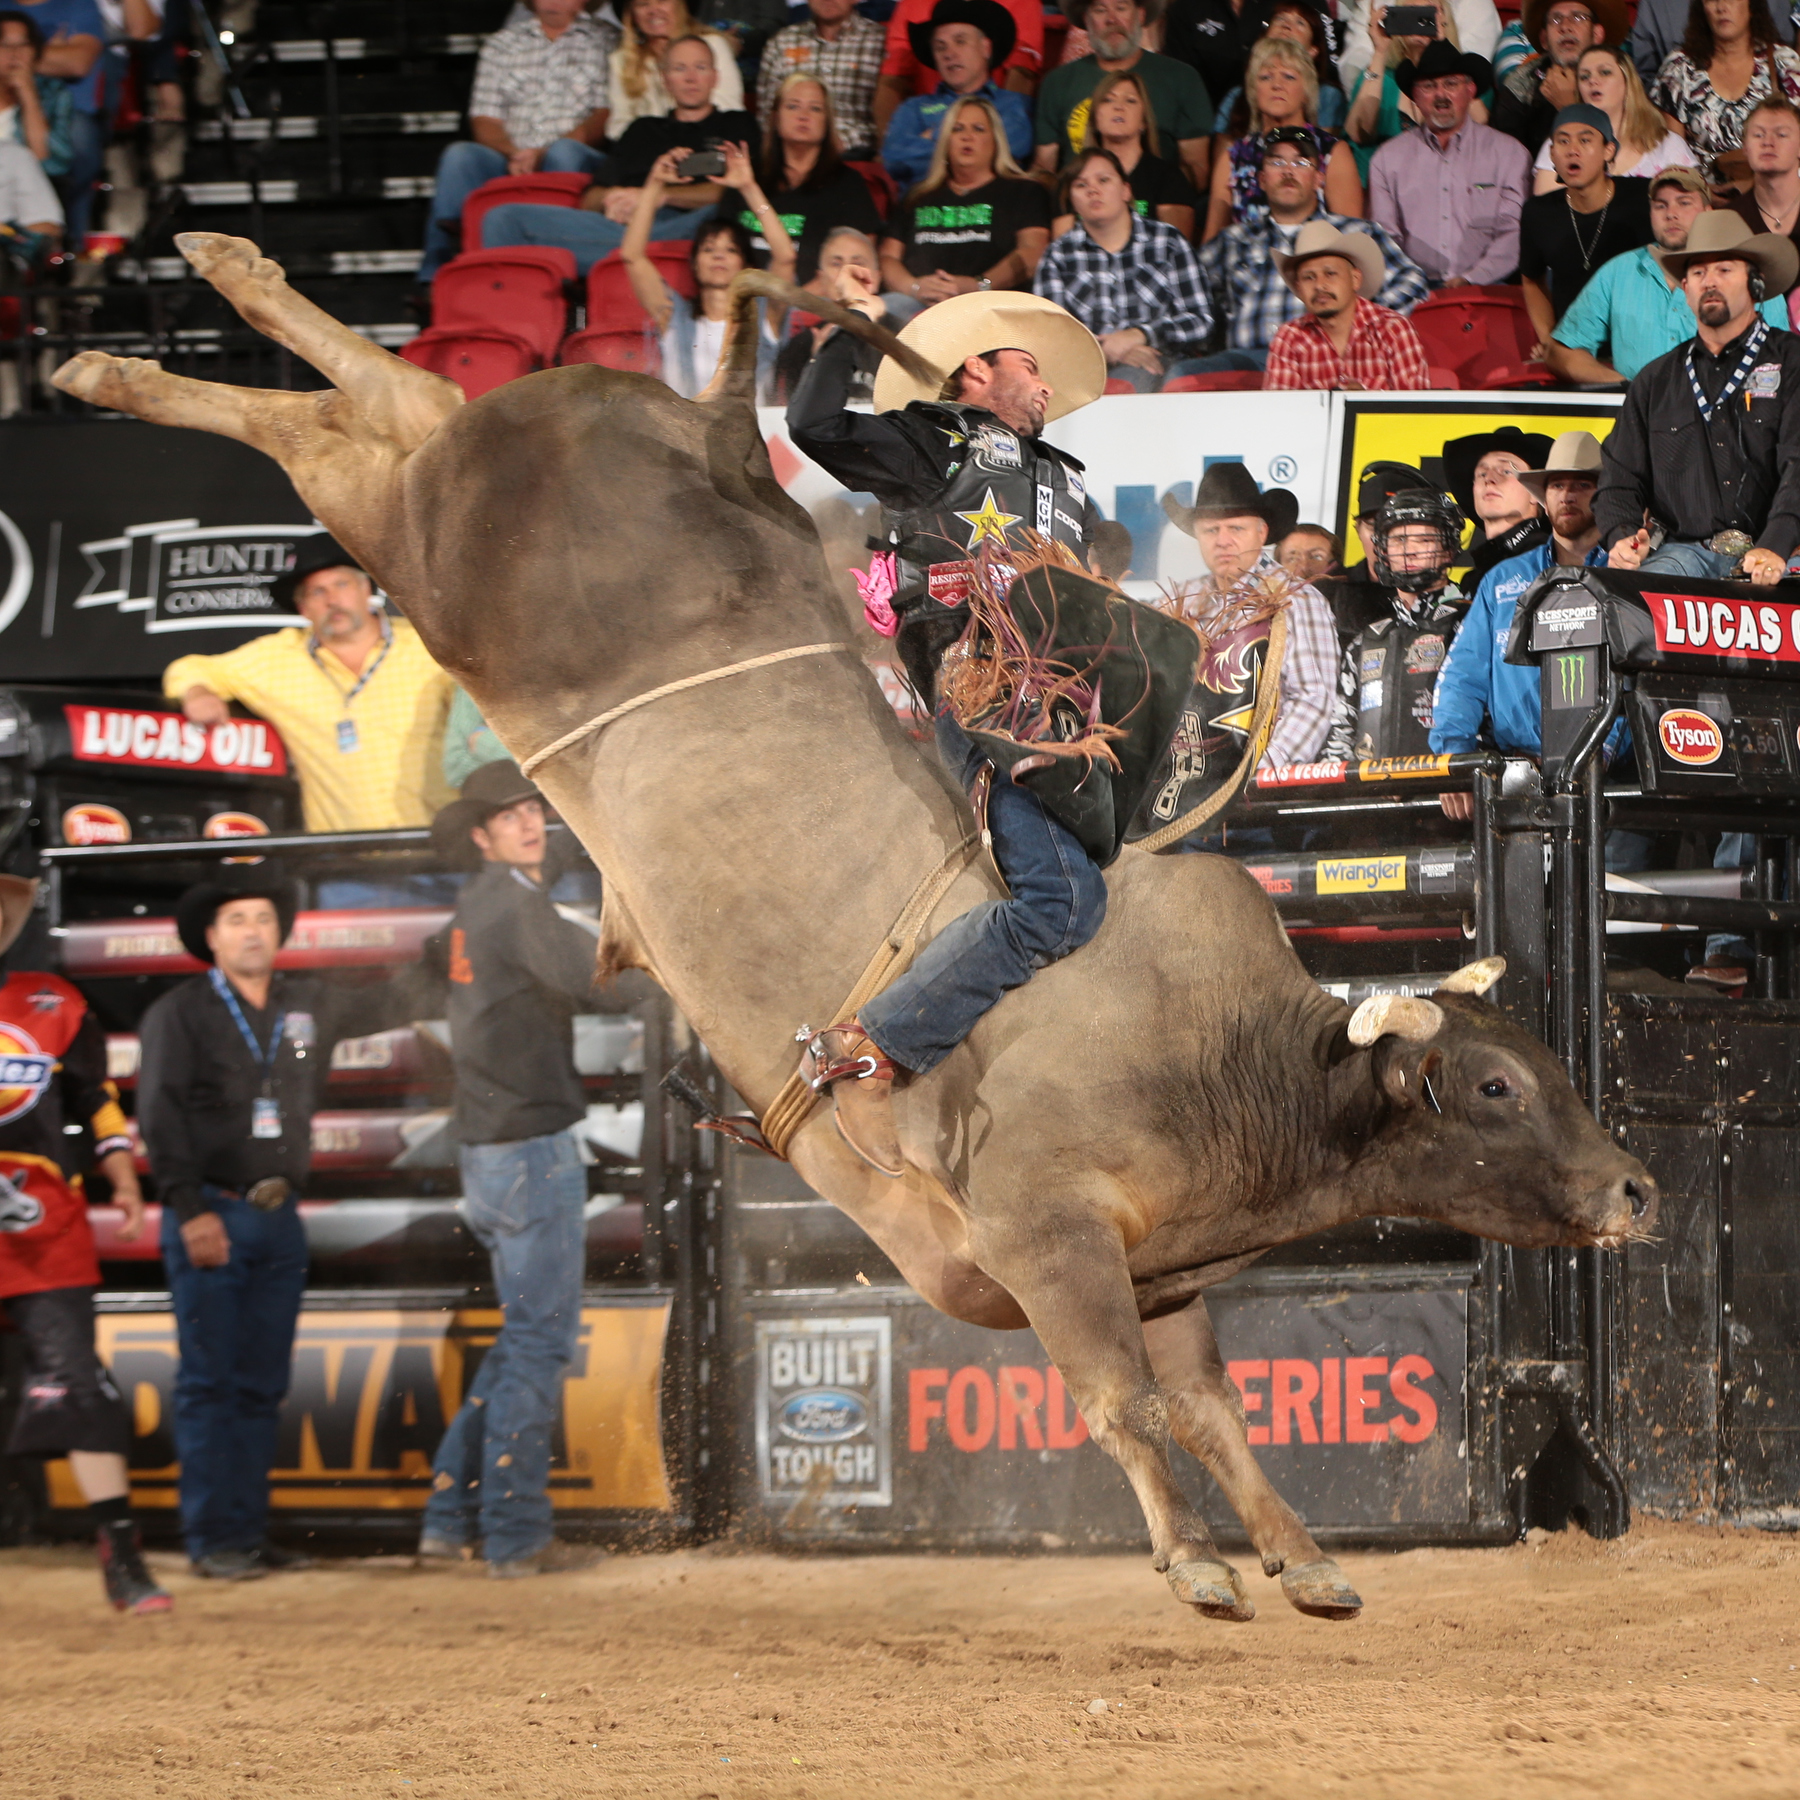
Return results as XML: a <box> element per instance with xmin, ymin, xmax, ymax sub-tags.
<box><xmin>244</xmin><ymin>1177</ymin><xmax>293</xmax><ymax>1211</ymax></box>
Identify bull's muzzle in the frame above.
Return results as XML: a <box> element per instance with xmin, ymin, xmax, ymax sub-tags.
<box><xmin>1582</xmin><ymin>1167</ymin><xmax>1659</xmax><ymax>1250</ymax></box>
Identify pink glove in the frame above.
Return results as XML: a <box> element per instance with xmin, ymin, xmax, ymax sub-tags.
<box><xmin>855</xmin><ymin>551</ymin><xmax>900</xmax><ymax>637</ymax></box>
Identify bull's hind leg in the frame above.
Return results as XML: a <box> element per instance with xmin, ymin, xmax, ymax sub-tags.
<box><xmin>969</xmin><ymin>1201</ymin><xmax>1256</xmax><ymax>1620</ymax></box>
<box><xmin>175</xmin><ymin>232</ymin><xmax>460</xmax><ymax>451</ymax></box>
<box><xmin>1142</xmin><ymin>1293</ymin><xmax>1363</xmax><ymax>1620</ymax></box>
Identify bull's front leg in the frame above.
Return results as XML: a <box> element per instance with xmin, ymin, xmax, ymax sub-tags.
<box><xmin>968</xmin><ymin>1203</ymin><xmax>1255</xmax><ymax>1620</ymax></box>
<box><xmin>1142</xmin><ymin>1292</ymin><xmax>1363</xmax><ymax>1619</ymax></box>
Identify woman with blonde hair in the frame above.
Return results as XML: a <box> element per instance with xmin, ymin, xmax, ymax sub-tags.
<box><xmin>609</xmin><ymin>0</ymin><xmax>742</xmax><ymax>135</ymax></box>
<box><xmin>880</xmin><ymin>95</ymin><xmax>1051</xmax><ymax>309</ymax></box>
<box><xmin>1056</xmin><ymin>68</ymin><xmax>1199</xmax><ymax>238</ymax></box>
<box><xmin>1531</xmin><ymin>43</ymin><xmax>1696</xmax><ymax>190</ymax></box>
<box><xmin>1205</xmin><ymin>35</ymin><xmax>1361</xmax><ymax>239</ymax></box>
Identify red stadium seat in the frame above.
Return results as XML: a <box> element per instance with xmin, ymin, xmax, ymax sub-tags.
<box><xmin>400</xmin><ymin>327</ymin><xmax>539</xmax><ymax>398</ymax></box>
<box><xmin>1162</xmin><ymin>371</ymin><xmax>1264</xmax><ymax>392</ymax></box>
<box><xmin>559</xmin><ymin>327</ymin><xmax>663</xmax><ymax>376</ymax></box>
<box><xmin>432</xmin><ymin>246</ymin><xmax>576</xmax><ymax>363</ymax></box>
<box><xmin>585</xmin><ymin>246</ymin><xmax>698</xmax><ymax>334</ymax></box>
<box><xmin>461</xmin><ymin>171</ymin><xmax>590</xmax><ymax>255</ymax></box>
<box><xmin>846</xmin><ymin>159</ymin><xmax>898</xmax><ymax>222</ymax></box>
<box><xmin>1408</xmin><ymin>286</ymin><xmax>1556</xmax><ymax>390</ymax></box>
<box><xmin>1103</xmin><ymin>376</ymin><xmax>1138</xmax><ymax>394</ymax></box>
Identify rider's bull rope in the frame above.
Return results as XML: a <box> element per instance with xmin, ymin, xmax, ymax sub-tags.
<box><xmin>517</xmin><ymin>642</ymin><xmax>855</xmax><ymax>780</ymax></box>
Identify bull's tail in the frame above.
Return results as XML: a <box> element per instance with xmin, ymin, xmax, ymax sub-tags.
<box><xmin>697</xmin><ymin>271</ymin><xmax>943</xmax><ymax>406</ymax></box>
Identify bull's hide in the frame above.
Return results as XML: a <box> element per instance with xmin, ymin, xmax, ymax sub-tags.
<box><xmin>1125</xmin><ymin>613</ymin><xmax>1272</xmax><ymax>847</ymax></box>
<box><xmin>961</xmin><ymin>565</ymin><xmax>1198</xmax><ymax>869</ymax></box>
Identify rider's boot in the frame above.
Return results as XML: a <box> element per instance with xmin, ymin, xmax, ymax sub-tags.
<box><xmin>808</xmin><ymin>1021</ymin><xmax>905</xmax><ymax>1178</ymax></box>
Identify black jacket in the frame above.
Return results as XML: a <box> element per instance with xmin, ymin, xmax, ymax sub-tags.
<box><xmin>446</xmin><ymin>863</ymin><xmax>599</xmax><ymax>1145</ymax></box>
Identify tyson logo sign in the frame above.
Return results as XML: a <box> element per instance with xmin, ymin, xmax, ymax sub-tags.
<box><xmin>1658</xmin><ymin>708</ymin><xmax>1724</xmax><ymax>766</ymax></box>
<box><xmin>61</xmin><ymin>803</ymin><xmax>131</xmax><ymax>845</ymax></box>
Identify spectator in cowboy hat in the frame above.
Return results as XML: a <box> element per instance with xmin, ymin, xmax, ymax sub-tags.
<box><xmin>1263</xmin><ymin>218</ymin><xmax>1432</xmax><ymax>388</ymax></box>
<box><xmin>1491</xmin><ymin>0</ymin><xmax>1628</xmax><ymax>158</ymax></box>
<box><xmin>881</xmin><ymin>0</ymin><xmax>1034</xmax><ymax>188</ymax></box>
<box><xmin>136</xmin><ymin>870</ymin><xmax>321</xmax><ymax>1582</ymax></box>
<box><xmin>162</xmin><ymin>536</ymin><xmax>455</xmax><ymax>843</ymax></box>
<box><xmin>1369</xmin><ymin>39</ymin><xmax>1531</xmax><ymax>287</ymax></box>
<box><xmin>1158</xmin><ymin>463</ymin><xmax>1339</xmax><ymax>770</ymax></box>
<box><xmin>874</xmin><ymin>0</ymin><xmax>1043</xmax><ymax>142</ymax></box>
<box><xmin>1443</xmin><ymin>423</ymin><xmax>1551</xmax><ymax>582</ymax></box>
<box><xmin>419</xmin><ymin>761</ymin><xmax>611</xmax><ymax>1578</ymax></box>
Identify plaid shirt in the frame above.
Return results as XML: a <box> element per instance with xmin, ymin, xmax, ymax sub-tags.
<box><xmin>1033</xmin><ymin>215</ymin><xmax>1213</xmax><ymax>359</ymax></box>
<box><xmin>469</xmin><ymin>13</ymin><xmax>614</xmax><ymax>149</ymax></box>
<box><xmin>1198</xmin><ymin>207</ymin><xmax>1428</xmax><ymax>354</ymax></box>
<box><xmin>1264</xmin><ymin>299</ymin><xmax>1432</xmax><ymax>392</ymax></box>
<box><xmin>755</xmin><ymin>14</ymin><xmax>886</xmax><ymax>155</ymax></box>
<box><xmin>1180</xmin><ymin>551</ymin><xmax>1340</xmax><ymax>770</ymax></box>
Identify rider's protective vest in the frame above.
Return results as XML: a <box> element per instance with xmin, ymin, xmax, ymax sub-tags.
<box><xmin>0</xmin><ymin>971</ymin><xmax>129</xmax><ymax>1298</ymax></box>
<box><xmin>1349</xmin><ymin>596</ymin><xmax>1466</xmax><ymax>760</ymax></box>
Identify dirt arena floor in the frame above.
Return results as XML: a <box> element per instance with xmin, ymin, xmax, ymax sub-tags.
<box><xmin>3</xmin><ymin>1519</ymin><xmax>1798</xmax><ymax>1800</ymax></box>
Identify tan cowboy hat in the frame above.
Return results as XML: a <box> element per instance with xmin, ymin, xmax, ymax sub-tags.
<box><xmin>1516</xmin><ymin>430</ymin><xmax>1603</xmax><ymax>499</ymax></box>
<box><xmin>0</xmin><ymin>874</ymin><xmax>39</xmax><ymax>959</ymax></box>
<box><xmin>871</xmin><ymin>290</ymin><xmax>1107</xmax><ymax>422</ymax></box>
<box><xmin>1653</xmin><ymin>209</ymin><xmax>1800</xmax><ymax>295</ymax></box>
<box><xmin>1275</xmin><ymin>220</ymin><xmax>1386</xmax><ymax>299</ymax></box>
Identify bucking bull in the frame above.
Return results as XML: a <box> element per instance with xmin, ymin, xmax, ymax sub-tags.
<box><xmin>55</xmin><ymin>237</ymin><xmax>1658</xmax><ymax>1621</ymax></box>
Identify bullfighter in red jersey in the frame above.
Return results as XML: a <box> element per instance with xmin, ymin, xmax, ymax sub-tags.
<box><xmin>0</xmin><ymin>874</ymin><xmax>170</xmax><ymax>1614</ymax></box>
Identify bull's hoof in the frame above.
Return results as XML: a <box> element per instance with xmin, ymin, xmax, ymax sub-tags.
<box><xmin>176</xmin><ymin>231</ymin><xmax>279</xmax><ymax>285</ymax></box>
<box><xmin>1166</xmin><ymin>1558</ymin><xmax>1255</xmax><ymax>1622</ymax></box>
<box><xmin>1280</xmin><ymin>1558</ymin><xmax>1363</xmax><ymax>1620</ymax></box>
<box><xmin>52</xmin><ymin>349</ymin><xmax>158</xmax><ymax>401</ymax></box>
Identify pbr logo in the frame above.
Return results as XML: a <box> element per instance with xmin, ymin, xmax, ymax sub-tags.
<box><xmin>1658</xmin><ymin>708</ymin><xmax>1724</xmax><ymax>766</ymax></box>
<box><xmin>754</xmin><ymin>1315</ymin><xmax>892</xmax><ymax>1509</ymax></box>
<box><xmin>0</xmin><ymin>1023</ymin><xmax>54</xmax><ymax>1126</ymax></box>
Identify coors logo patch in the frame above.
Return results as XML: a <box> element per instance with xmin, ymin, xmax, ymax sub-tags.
<box><xmin>1658</xmin><ymin>708</ymin><xmax>1724</xmax><ymax>766</ymax></box>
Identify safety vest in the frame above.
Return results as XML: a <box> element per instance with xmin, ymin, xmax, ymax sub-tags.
<box><xmin>1350</xmin><ymin>594</ymin><xmax>1467</xmax><ymax>760</ymax></box>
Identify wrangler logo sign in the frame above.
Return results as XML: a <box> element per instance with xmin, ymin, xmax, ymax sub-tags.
<box><xmin>1658</xmin><ymin>708</ymin><xmax>1724</xmax><ymax>766</ymax></box>
<box><xmin>1648</xmin><ymin>593</ymin><xmax>1800</xmax><ymax>663</ymax></box>
<box><xmin>48</xmin><ymin>1305</ymin><xmax>674</xmax><ymax>1514</ymax></box>
<box><xmin>1316</xmin><ymin>855</ymin><xmax>1407</xmax><ymax>894</ymax></box>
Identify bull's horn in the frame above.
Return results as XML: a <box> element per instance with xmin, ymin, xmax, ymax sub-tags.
<box><xmin>1437</xmin><ymin>956</ymin><xmax>1507</xmax><ymax>997</ymax></box>
<box><xmin>1347</xmin><ymin>995</ymin><xmax>1445</xmax><ymax>1048</ymax></box>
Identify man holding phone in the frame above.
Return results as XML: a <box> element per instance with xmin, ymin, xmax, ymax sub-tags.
<box><xmin>481</xmin><ymin>33</ymin><xmax>755</xmax><ymax>274</ymax></box>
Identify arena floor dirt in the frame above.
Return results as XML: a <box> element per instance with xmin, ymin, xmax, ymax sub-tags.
<box><xmin>3</xmin><ymin>1519</ymin><xmax>1797</xmax><ymax>1799</ymax></box>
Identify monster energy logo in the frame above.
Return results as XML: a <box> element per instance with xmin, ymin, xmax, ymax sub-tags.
<box><xmin>914</xmin><ymin>203</ymin><xmax>995</xmax><ymax>229</ymax></box>
<box><xmin>1553</xmin><ymin>651</ymin><xmax>1591</xmax><ymax>708</ymax></box>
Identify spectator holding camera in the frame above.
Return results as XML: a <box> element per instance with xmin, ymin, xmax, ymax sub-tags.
<box><xmin>1033</xmin><ymin>146</ymin><xmax>1213</xmax><ymax>389</ymax></box>
<box><xmin>0</xmin><ymin>10</ymin><xmax>74</xmax><ymax>175</ymax></box>
<box><xmin>483</xmin><ymin>32</ymin><xmax>754</xmax><ymax>276</ymax></box>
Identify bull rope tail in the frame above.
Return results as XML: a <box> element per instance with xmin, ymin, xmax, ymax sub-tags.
<box><xmin>697</xmin><ymin>271</ymin><xmax>945</xmax><ymax>407</ymax></box>
<box><xmin>1131</xmin><ymin>608</ymin><xmax>1290</xmax><ymax>855</ymax></box>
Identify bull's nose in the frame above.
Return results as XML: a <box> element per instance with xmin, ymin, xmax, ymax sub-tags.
<box><xmin>1626</xmin><ymin>1177</ymin><xmax>1654</xmax><ymax>1221</ymax></box>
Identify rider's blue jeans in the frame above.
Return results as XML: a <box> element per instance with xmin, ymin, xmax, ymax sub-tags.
<box><xmin>860</xmin><ymin>716</ymin><xmax>1107</xmax><ymax>1074</ymax></box>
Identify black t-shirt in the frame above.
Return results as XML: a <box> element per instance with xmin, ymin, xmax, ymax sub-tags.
<box><xmin>1519</xmin><ymin>177</ymin><xmax>1653</xmax><ymax>320</ymax></box>
<box><xmin>1161</xmin><ymin>0</ymin><xmax>1247</xmax><ymax>111</ymax></box>
<box><xmin>600</xmin><ymin>108</ymin><xmax>759</xmax><ymax>188</ymax></box>
<box><xmin>1126</xmin><ymin>151</ymin><xmax>1200</xmax><ymax>219</ymax></box>
<box><xmin>889</xmin><ymin>175</ymin><xmax>1053</xmax><ymax>279</ymax></box>
<box><xmin>718</xmin><ymin>162</ymin><xmax>883</xmax><ymax>282</ymax></box>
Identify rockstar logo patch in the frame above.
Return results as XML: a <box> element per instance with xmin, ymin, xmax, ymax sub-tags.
<box><xmin>954</xmin><ymin>488</ymin><xmax>1022</xmax><ymax>550</ymax></box>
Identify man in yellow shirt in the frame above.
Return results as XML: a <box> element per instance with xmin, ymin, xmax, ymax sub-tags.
<box><xmin>163</xmin><ymin>539</ymin><xmax>456</xmax><ymax>840</ymax></box>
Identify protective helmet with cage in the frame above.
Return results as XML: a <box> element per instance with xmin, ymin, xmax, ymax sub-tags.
<box><xmin>1369</xmin><ymin>486</ymin><xmax>1466</xmax><ymax>594</ymax></box>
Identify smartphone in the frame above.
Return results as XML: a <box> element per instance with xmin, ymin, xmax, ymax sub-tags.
<box><xmin>680</xmin><ymin>144</ymin><xmax>727</xmax><ymax>180</ymax></box>
<box><xmin>1383</xmin><ymin>6</ymin><xmax>1439</xmax><ymax>35</ymax></box>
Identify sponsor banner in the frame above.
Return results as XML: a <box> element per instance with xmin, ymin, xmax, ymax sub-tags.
<box><xmin>1628</xmin><ymin>678</ymin><xmax>1800</xmax><ymax>796</ymax></box>
<box><xmin>60</xmin><ymin>802</ymin><xmax>130</xmax><ymax>846</ymax></box>
<box><xmin>1659</xmin><ymin>708</ymin><xmax>1724</xmax><ymax>767</ymax></box>
<box><xmin>1242</xmin><ymin>846</ymin><xmax>1475</xmax><ymax>905</ymax></box>
<box><xmin>57</xmin><ymin>908</ymin><xmax>454</xmax><ymax>978</ymax></box>
<box><xmin>1647</xmin><ymin>592</ymin><xmax>1800</xmax><ymax>664</ymax></box>
<box><xmin>755</xmin><ymin>1315</ymin><xmax>892</xmax><ymax>1508</ymax></box>
<box><xmin>142</xmin><ymin>524</ymin><xmax>320</xmax><ymax>633</ymax></box>
<box><xmin>1252</xmin><ymin>753</ymin><xmax>1456</xmax><ymax>791</ymax></box>
<box><xmin>1316</xmin><ymin>854</ymin><xmax>1407</xmax><ymax>895</ymax></box>
<box><xmin>62</xmin><ymin>704</ymin><xmax>290</xmax><ymax>777</ymax></box>
<box><xmin>203</xmin><ymin>810</ymin><xmax>271</xmax><ymax>838</ymax></box>
<box><xmin>48</xmin><ymin>1303</ymin><xmax>674</xmax><ymax>1514</ymax></box>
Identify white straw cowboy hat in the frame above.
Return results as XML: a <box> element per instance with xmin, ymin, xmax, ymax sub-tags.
<box><xmin>1515</xmin><ymin>429</ymin><xmax>1604</xmax><ymax>500</ymax></box>
<box><xmin>1275</xmin><ymin>219</ymin><xmax>1387</xmax><ymax>298</ymax></box>
<box><xmin>1652</xmin><ymin>209</ymin><xmax>1799</xmax><ymax>296</ymax></box>
<box><xmin>871</xmin><ymin>290</ymin><xmax>1107</xmax><ymax>422</ymax></box>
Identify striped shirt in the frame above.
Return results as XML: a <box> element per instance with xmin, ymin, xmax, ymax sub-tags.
<box><xmin>468</xmin><ymin>13</ymin><xmax>614</xmax><ymax>149</ymax></box>
<box><xmin>755</xmin><ymin>13</ymin><xmax>886</xmax><ymax>155</ymax></box>
<box><xmin>1033</xmin><ymin>213</ymin><xmax>1213</xmax><ymax>358</ymax></box>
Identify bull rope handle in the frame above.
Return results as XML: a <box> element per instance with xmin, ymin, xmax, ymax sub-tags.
<box><xmin>1131</xmin><ymin>608</ymin><xmax>1290</xmax><ymax>855</ymax></box>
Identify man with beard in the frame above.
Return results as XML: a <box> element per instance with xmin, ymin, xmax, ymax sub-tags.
<box><xmin>1601</xmin><ymin>212</ymin><xmax>1800</xmax><ymax>584</ymax></box>
<box><xmin>1324</xmin><ymin>484</ymin><xmax>1470</xmax><ymax>761</ymax></box>
<box><xmin>1443</xmin><ymin>424</ymin><xmax>1550</xmax><ymax>585</ymax></box>
<box><xmin>1553</xmin><ymin>169</ymin><xmax>1791</xmax><ymax>386</ymax></box>
<box><xmin>1432</xmin><ymin>430</ymin><xmax>1623</xmax><ymax>816</ymax></box>
<box><xmin>1032</xmin><ymin>0</ymin><xmax>1215</xmax><ymax>192</ymax></box>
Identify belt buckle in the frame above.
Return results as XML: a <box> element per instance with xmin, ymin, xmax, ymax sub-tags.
<box><xmin>245</xmin><ymin>1177</ymin><xmax>291</xmax><ymax>1211</ymax></box>
<box><xmin>1708</xmin><ymin>529</ymin><xmax>1754</xmax><ymax>560</ymax></box>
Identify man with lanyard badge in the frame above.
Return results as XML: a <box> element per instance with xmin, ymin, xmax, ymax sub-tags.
<box><xmin>137</xmin><ymin>873</ymin><xmax>320</xmax><ymax>1579</ymax></box>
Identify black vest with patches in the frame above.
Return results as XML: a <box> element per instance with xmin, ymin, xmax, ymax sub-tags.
<box><xmin>1350</xmin><ymin>600</ymin><xmax>1465</xmax><ymax>759</ymax></box>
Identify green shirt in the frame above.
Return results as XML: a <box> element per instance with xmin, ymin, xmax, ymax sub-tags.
<box><xmin>1034</xmin><ymin>51</ymin><xmax>1215</xmax><ymax>166</ymax></box>
<box><xmin>443</xmin><ymin>684</ymin><xmax>511</xmax><ymax>790</ymax></box>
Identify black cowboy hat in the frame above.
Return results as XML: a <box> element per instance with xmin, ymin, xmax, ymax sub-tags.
<box><xmin>1442</xmin><ymin>427</ymin><xmax>1552</xmax><ymax>518</ymax></box>
<box><xmin>1162</xmin><ymin>463</ymin><xmax>1299</xmax><ymax>540</ymax></box>
<box><xmin>907</xmin><ymin>0</ymin><xmax>1017</xmax><ymax>72</ymax></box>
<box><xmin>1356</xmin><ymin>459</ymin><xmax>1431</xmax><ymax>520</ymax></box>
<box><xmin>175</xmin><ymin>871</ymin><xmax>300</xmax><ymax>965</ymax></box>
<box><xmin>272</xmin><ymin>536</ymin><xmax>370</xmax><ymax>609</ymax></box>
<box><xmin>1395</xmin><ymin>38</ymin><xmax>1493</xmax><ymax>97</ymax></box>
<box><xmin>429</xmin><ymin>759</ymin><xmax>547</xmax><ymax>870</ymax></box>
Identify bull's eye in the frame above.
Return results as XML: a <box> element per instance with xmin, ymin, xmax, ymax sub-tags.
<box><xmin>1479</xmin><ymin>1078</ymin><xmax>1511</xmax><ymax>1100</ymax></box>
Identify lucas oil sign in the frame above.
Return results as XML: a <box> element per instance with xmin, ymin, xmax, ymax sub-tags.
<box><xmin>754</xmin><ymin>1315</ymin><xmax>892</xmax><ymax>1508</ymax></box>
